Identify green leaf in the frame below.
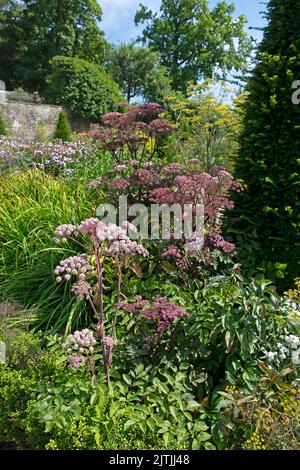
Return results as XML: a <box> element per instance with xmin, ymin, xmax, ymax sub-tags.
<box><xmin>124</xmin><ymin>419</ymin><xmax>136</xmax><ymax>431</ymax></box>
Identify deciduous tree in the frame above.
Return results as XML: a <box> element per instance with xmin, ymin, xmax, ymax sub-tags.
<box><xmin>135</xmin><ymin>0</ymin><xmax>252</xmax><ymax>92</ymax></box>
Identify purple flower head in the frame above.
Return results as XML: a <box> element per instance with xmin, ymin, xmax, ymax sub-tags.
<box><xmin>78</xmin><ymin>218</ymin><xmax>100</xmax><ymax>237</ymax></box>
<box><xmin>104</xmin><ymin>239</ymin><xmax>149</xmax><ymax>258</ymax></box>
<box><xmin>141</xmin><ymin>297</ymin><xmax>190</xmax><ymax>333</ymax></box>
<box><xmin>96</xmin><ymin>222</ymin><xmax>128</xmax><ymax>242</ymax></box>
<box><xmin>109</xmin><ymin>178</ymin><xmax>130</xmax><ymax>193</ymax></box>
<box><xmin>63</xmin><ymin>328</ymin><xmax>96</xmax><ymax>368</ymax></box>
<box><xmin>115</xmin><ymin>163</ymin><xmax>128</xmax><ymax>172</ymax></box>
<box><xmin>54</xmin><ymin>254</ymin><xmax>92</xmax><ymax>282</ymax></box>
<box><xmin>86</xmin><ymin>177</ymin><xmax>105</xmax><ymax>189</ymax></box>
<box><xmin>71</xmin><ymin>280</ymin><xmax>92</xmax><ymax>299</ymax></box>
<box><xmin>53</xmin><ymin>224</ymin><xmax>78</xmax><ymax>244</ymax></box>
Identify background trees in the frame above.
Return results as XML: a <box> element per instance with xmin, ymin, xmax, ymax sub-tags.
<box><xmin>0</xmin><ymin>0</ymin><xmax>107</xmax><ymax>93</ymax></box>
<box><xmin>106</xmin><ymin>43</ymin><xmax>172</xmax><ymax>104</ymax></box>
<box><xmin>0</xmin><ymin>0</ymin><xmax>24</xmax><ymax>89</ymax></box>
<box><xmin>233</xmin><ymin>0</ymin><xmax>300</xmax><ymax>289</ymax></box>
<box><xmin>135</xmin><ymin>0</ymin><xmax>253</xmax><ymax>92</ymax></box>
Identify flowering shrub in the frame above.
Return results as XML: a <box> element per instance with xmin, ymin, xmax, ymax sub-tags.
<box><xmin>216</xmin><ymin>365</ymin><xmax>300</xmax><ymax>450</ymax></box>
<box><xmin>284</xmin><ymin>280</ymin><xmax>300</xmax><ymax>303</ymax></box>
<box><xmin>33</xmin><ymin>140</ymin><xmax>93</xmax><ymax>176</ymax></box>
<box><xmin>62</xmin><ymin>329</ymin><xmax>97</xmax><ymax>369</ymax></box>
<box><xmin>0</xmin><ymin>136</ymin><xmax>96</xmax><ymax>176</ymax></box>
<box><xmin>87</xmin><ymin>158</ymin><xmax>244</xmax><ymax>276</ymax></box>
<box><xmin>53</xmin><ymin>218</ymin><xmax>149</xmax><ymax>381</ymax></box>
<box><xmin>264</xmin><ymin>333</ymin><xmax>300</xmax><ymax>367</ymax></box>
<box><xmin>119</xmin><ymin>295</ymin><xmax>189</xmax><ymax>351</ymax></box>
<box><xmin>89</xmin><ymin>102</ymin><xmax>174</xmax><ymax>163</ymax></box>
<box><xmin>0</xmin><ymin>136</ymin><xmax>33</xmax><ymax>172</ymax></box>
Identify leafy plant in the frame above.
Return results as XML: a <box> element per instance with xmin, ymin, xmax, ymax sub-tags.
<box><xmin>47</xmin><ymin>56</ymin><xmax>121</xmax><ymax>120</ymax></box>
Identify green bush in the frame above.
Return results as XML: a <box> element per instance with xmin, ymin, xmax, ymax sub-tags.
<box><xmin>54</xmin><ymin>112</ymin><xmax>71</xmax><ymax>142</ymax></box>
<box><xmin>215</xmin><ymin>363</ymin><xmax>300</xmax><ymax>450</ymax></box>
<box><xmin>0</xmin><ymin>330</ymin><xmax>59</xmax><ymax>449</ymax></box>
<box><xmin>0</xmin><ymin>329</ymin><xmax>210</xmax><ymax>450</ymax></box>
<box><xmin>46</xmin><ymin>56</ymin><xmax>122</xmax><ymax>121</ymax></box>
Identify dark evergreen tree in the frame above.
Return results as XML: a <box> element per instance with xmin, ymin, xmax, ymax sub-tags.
<box><xmin>234</xmin><ymin>0</ymin><xmax>300</xmax><ymax>289</ymax></box>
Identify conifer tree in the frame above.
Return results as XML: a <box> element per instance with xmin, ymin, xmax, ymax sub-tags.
<box><xmin>234</xmin><ymin>0</ymin><xmax>300</xmax><ymax>288</ymax></box>
<box><xmin>54</xmin><ymin>111</ymin><xmax>71</xmax><ymax>142</ymax></box>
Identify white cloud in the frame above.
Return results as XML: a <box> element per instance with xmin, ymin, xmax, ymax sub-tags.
<box><xmin>100</xmin><ymin>0</ymin><xmax>161</xmax><ymax>43</ymax></box>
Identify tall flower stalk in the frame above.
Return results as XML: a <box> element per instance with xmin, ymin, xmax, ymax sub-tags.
<box><xmin>53</xmin><ymin>219</ymin><xmax>149</xmax><ymax>382</ymax></box>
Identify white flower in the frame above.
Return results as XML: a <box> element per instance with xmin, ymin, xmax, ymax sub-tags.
<box><xmin>291</xmin><ymin>350</ymin><xmax>300</xmax><ymax>366</ymax></box>
<box><xmin>267</xmin><ymin>352</ymin><xmax>277</xmax><ymax>361</ymax></box>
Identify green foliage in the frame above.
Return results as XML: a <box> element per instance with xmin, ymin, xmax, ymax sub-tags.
<box><xmin>54</xmin><ymin>112</ymin><xmax>71</xmax><ymax>142</ymax></box>
<box><xmin>0</xmin><ymin>1</ymin><xmax>23</xmax><ymax>90</ymax></box>
<box><xmin>166</xmin><ymin>80</ymin><xmax>245</xmax><ymax>171</ymax></box>
<box><xmin>135</xmin><ymin>0</ymin><xmax>253</xmax><ymax>92</ymax></box>
<box><xmin>107</xmin><ymin>43</ymin><xmax>172</xmax><ymax>103</ymax></box>
<box><xmin>23</xmin><ymin>361</ymin><xmax>212</xmax><ymax>450</ymax></box>
<box><xmin>0</xmin><ymin>330</ymin><xmax>59</xmax><ymax>448</ymax></box>
<box><xmin>215</xmin><ymin>363</ymin><xmax>300</xmax><ymax>450</ymax></box>
<box><xmin>0</xmin><ymin>329</ymin><xmax>211</xmax><ymax>450</ymax></box>
<box><xmin>8</xmin><ymin>87</ymin><xmax>28</xmax><ymax>102</ymax></box>
<box><xmin>234</xmin><ymin>0</ymin><xmax>300</xmax><ymax>291</ymax></box>
<box><xmin>0</xmin><ymin>107</ymin><xmax>8</xmax><ymax>136</ymax></box>
<box><xmin>47</xmin><ymin>56</ymin><xmax>121</xmax><ymax>120</ymax></box>
<box><xmin>0</xmin><ymin>0</ymin><xmax>107</xmax><ymax>93</ymax></box>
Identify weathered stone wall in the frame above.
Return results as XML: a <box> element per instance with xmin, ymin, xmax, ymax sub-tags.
<box><xmin>0</xmin><ymin>101</ymin><xmax>90</xmax><ymax>140</ymax></box>
<box><xmin>0</xmin><ymin>101</ymin><xmax>63</xmax><ymax>140</ymax></box>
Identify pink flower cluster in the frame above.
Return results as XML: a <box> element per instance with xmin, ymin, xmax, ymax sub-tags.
<box><xmin>206</xmin><ymin>233</ymin><xmax>236</xmax><ymax>254</ymax></box>
<box><xmin>62</xmin><ymin>329</ymin><xmax>97</xmax><ymax>369</ymax></box>
<box><xmin>54</xmin><ymin>255</ymin><xmax>93</xmax><ymax>283</ymax></box>
<box><xmin>104</xmin><ymin>239</ymin><xmax>149</xmax><ymax>258</ymax></box>
<box><xmin>53</xmin><ymin>224</ymin><xmax>79</xmax><ymax>244</ymax></box>
<box><xmin>71</xmin><ymin>280</ymin><xmax>93</xmax><ymax>299</ymax></box>
<box><xmin>141</xmin><ymin>297</ymin><xmax>190</xmax><ymax>333</ymax></box>
<box><xmin>86</xmin><ymin>177</ymin><xmax>104</xmax><ymax>189</ymax></box>
<box><xmin>89</xmin><ymin>103</ymin><xmax>174</xmax><ymax>163</ymax></box>
<box><xmin>162</xmin><ymin>245</ymin><xmax>188</xmax><ymax>269</ymax></box>
<box><xmin>109</xmin><ymin>178</ymin><xmax>130</xmax><ymax>192</ymax></box>
<box><xmin>133</xmin><ymin>169</ymin><xmax>160</xmax><ymax>186</ymax></box>
<box><xmin>119</xmin><ymin>296</ymin><xmax>190</xmax><ymax>334</ymax></box>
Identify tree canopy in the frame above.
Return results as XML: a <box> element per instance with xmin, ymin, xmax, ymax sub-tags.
<box><xmin>107</xmin><ymin>43</ymin><xmax>172</xmax><ymax>103</ymax></box>
<box><xmin>0</xmin><ymin>0</ymin><xmax>107</xmax><ymax>92</ymax></box>
<box><xmin>135</xmin><ymin>0</ymin><xmax>253</xmax><ymax>92</ymax></box>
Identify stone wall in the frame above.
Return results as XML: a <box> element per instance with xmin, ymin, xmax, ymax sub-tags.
<box><xmin>0</xmin><ymin>101</ymin><xmax>90</xmax><ymax>140</ymax></box>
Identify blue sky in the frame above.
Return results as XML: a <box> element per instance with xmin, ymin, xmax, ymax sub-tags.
<box><xmin>100</xmin><ymin>0</ymin><xmax>267</xmax><ymax>44</ymax></box>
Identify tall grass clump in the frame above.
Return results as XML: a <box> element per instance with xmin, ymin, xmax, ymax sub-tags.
<box><xmin>0</xmin><ymin>170</ymin><xmax>96</xmax><ymax>331</ymax></box>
